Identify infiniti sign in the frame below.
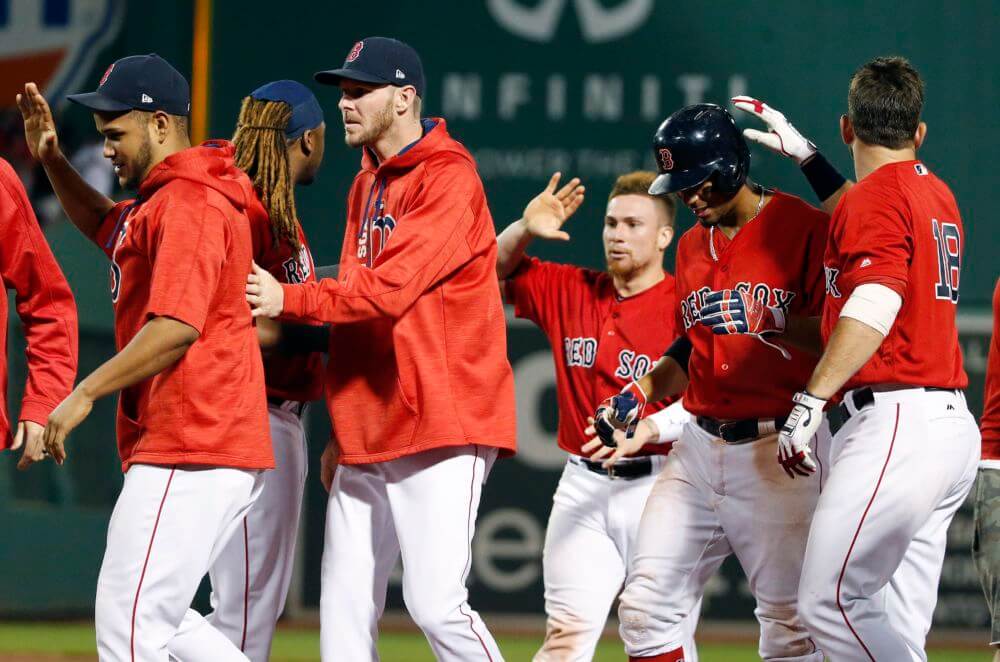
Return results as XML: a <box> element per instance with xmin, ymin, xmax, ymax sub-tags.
<box><xmin>487</xmin><ymin>0</ymin><xmax>654</xmax><ymax>43</ymax></box>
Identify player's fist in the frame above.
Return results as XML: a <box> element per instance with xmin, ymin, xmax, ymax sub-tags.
<box><xmin>698</xmin><ymin>289</ymin><xmax>785</xmax><ymax>337</ymax></box>
<box><xmin>16</xmin><ymin>83</ymin><xmax>62</xmax><ymax>165</ymax></box>
<box><xmin>246</xmin><ymin>262</ymin><xmax>284</xmax><ymax>318</ymax></box>
<box><xmin>777</xmin><ymin>390</ymin><xmax>824</xmax><ymax>478</ymax></box>
<box><xmin>14</xmin><ymin>421</ymin><xmax>47</xmax><ymax>471</ymax></box>
<box><xmin>593</xmin><ymin>381</ymin><xmax>647</xmax><ymax>448</ymax></box>
<box><xmin>731</xmin><ymin>96</ymin><xmax>817</xmax><ymax>165</ymax></box>
<box><xmin>520</xmin><ymin>172</ymin><xmax>585</xmax><ymax>242</ymax></box>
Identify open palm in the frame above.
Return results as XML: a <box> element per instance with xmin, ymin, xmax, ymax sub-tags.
<box><xmin>521</xmin><ymin>172</ymin><xmax>585</xmax><ymax>241</ymax></box>
<box><xmin>16</xmin><ymin>82</ymin><xmax>61</xmax><ymax>163</ymax></box>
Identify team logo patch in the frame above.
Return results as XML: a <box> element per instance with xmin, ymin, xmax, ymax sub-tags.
<box><xmin>658</xmin><ymin>147</ymin><xmax>674</xmax><ymax>171</ymax></box>
<box><xmin>346</xmin><ymin>40</ymin><xmax>364</xmax><ymax>63</ymax></box>
<box><xmin>914</xmin><ymin>163</ymin><xmax>928</xmax><ymax>176</ymax></box>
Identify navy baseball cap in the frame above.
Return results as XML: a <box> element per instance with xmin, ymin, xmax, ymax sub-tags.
<box><xmin>67</xmin><ymin>53</ymin><xmax>190</xmax><ymax>116</ymax></box>
<box><xmin>314</xmin><ymin>37</ymin><xmax>425</xmax><ymax>97</ymax></box>
<box><xmin>249</xmin><ymin>80</ymin><xmax>324</xmax><ymax>139</ymax></box>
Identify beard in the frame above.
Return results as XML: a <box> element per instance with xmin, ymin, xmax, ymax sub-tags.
<box><xmin>344</xmin><ymin>98</ymin><xmax>395</xmax><ymax>148</ymax></box>
<box><xmin>122</xmin><ymin>135</ymin><xmax>153</xmax><ymax>190</ymax></box>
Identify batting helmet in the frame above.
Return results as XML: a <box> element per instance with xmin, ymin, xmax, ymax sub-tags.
<box><xmin>649</xmin><ymin>104</ymin><xmax>750</xmax><ymax>197</ymax></box>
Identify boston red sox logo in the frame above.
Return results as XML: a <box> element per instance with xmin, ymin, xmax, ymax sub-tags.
<box><xmin>346</xmin><ymin>41</ymin><xmax>364</xmax><ymax>63</ymax></box>
<box><xmin>99</xmin><ymin>62</ymin><xmax>115</xmax><ymax>87</ymax></box>
<box><xmin>658</xmin><ymin>147</ymin><xmax>674</xmax><ymax>171</ymax></box>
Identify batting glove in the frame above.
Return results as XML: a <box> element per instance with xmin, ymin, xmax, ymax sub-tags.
<box><xmin>732</xmin><ymin>96</ymin><xmax>817</xmax><ymax>165</ymax></box>
<box><xmin>697</xmin><ymin>288</ymin><xmax>785</xmax><ymax>337</ymax></box>
<box><xmin>594</xmin><ymin>382</ymin><xmax>648</xmax><ymax>448</ymax></box>
<box><xmin>777</xmin><ymin>391</ymin><xmax>824</xmax><ymax>478</ymax></box>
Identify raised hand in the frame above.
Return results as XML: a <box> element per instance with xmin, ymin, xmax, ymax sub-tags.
<box><xmin>16</xmin><ymin>83</ymin><xmax>62</xmax><ymax>164</ymax></box>
<box><xmin>520</xmin><ymin>172</ymin><xmax>585</xmax><ymax>241</ymax></box>
<box><xmin>731</xmin><ymin>96</ymin><xmax>816</xmax><ymax>165</ymax></box>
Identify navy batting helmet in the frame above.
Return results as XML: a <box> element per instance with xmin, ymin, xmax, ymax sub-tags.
<box><xmin>649</xmin><ymin>104</ymin><xmax>750</xmax><ymax>197</ymax></box>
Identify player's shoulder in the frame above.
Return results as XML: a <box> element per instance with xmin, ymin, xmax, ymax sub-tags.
<box><xmin>0</xmin><ymin>157</ymin><xmax>18</xmax><ymax>184</ymax></box>
<box><xmin>769</xmin><ymin>190</ymin><xmax>828</xmax><ymax>227</ymax></box>
<box><xmin>514</xmin><ymin>256</ymin><xmax>598</xmax><ymax>287</ymax></box>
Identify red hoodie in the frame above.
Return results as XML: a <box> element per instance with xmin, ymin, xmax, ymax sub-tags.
<box><xmin>94</xmin><ymin>141</ymin><xmax>272</xmax><ymax>472</ymax></box>
<box><xmin>280</xmin><ymin>119</ymin><xmax>517</xmax><ymax>464</ymax></box>
<box><xmin>0</xmin><ymin>158</ymin><xmax>77</xmax><ymax>448</ymax></box>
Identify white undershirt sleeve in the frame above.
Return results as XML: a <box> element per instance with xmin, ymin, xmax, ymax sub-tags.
<box><xmin>646</xmin><ymin>399</ymin><xmax>692</xmax><ymax>444</ymax></box>
<box><xmin>839</xmin><ymin>283</ymin><xmax>902</xmax><ymax>337</ymax></box>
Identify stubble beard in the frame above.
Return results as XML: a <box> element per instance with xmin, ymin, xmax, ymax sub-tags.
<box><xmin>344</xmin><ymin>98</ymin><xmax>395</xmax><ymax>149</ymax></box>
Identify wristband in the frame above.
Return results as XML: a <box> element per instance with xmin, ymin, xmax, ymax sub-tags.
<box><xmin>647</xmin><ymin>400</ymin><xmax>691</xmax><ymax>444</ymax></box>
<box><xmin>800</xmin><ymin>152</ymin><xmax>847</xmax><ymax>203</ymax></box>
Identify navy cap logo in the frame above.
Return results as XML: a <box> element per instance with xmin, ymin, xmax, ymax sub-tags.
<box><xmin>659</xmin><ymin>148</ymin><xmax>674</xmax><ymax>171</ymax></box>
<box><xmin>346</xmin><ymin>41</ymin><xmax>364</xmax><ymax>63</ymax></box>
<box><xmin>99</xmin><ymin>62</ymin><xmax>115</xmax><ymax>87</ymax></box>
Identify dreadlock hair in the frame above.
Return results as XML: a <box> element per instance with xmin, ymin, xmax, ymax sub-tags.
<box><xmin>232</xmin><ymin>97</ymin><xmax>300</xmax><ymax>249</ymax></box>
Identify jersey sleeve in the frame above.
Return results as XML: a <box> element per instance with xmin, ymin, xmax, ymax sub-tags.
<box><xmin>93</xmin><ymin>199</ymin><xmax>137</xmax><ymax>258</ymax></box>
<box><xmin>280</xmin><ymin>159</ymin><xmax>486</xmax><ymax>324</ymax></box>
<box><xmin>835</xmin><ymin>183</ymin><xmax>912</xmax><ymax>297</ymax></box>
<box><xmin>504</xmin><ymin>257</ymin><xmax>583</xmax><ymax>330</ymax></box>
<box><xmin>144</xmin><ymin>199</ymin><xmax>227</xmax><ymax>333</ymax></box>
<box><xmin>0</xmin><ymin>161</ymin><xmax>79</xmax><ymax>429</ymax></box>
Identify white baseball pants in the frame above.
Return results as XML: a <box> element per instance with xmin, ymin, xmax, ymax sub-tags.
<box><xmin>320</xmin><ymin>444</ymin><xmax>502</xmax><ymax>661</ymax></box>
<box><xmin>617</xmin><ymin>421</ymin><xmax>826</xmax><ymax>661</ymax></box>
<box><xmin>534</xmin><ymin>455</ymin><xmax>700</xmax><ymax>662</ymax></box>
<box><xmin>798</xmin><ymin>387</ymin><xmax>980</xmax><ymax>661</ymax></box>
<box><xmin>94</xmin><ymin>464</ymin><xmax>264</xmax><ymax>662</ymax></box>
<box><xmin>169</xmin><ymin>404</ymin><xmax>307</xmax><ymax>662</ymax></box>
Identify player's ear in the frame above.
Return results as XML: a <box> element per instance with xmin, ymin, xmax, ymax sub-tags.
<box><xmin>658</xmin><ymin>225</ymin><xmax>674</xmax><ymax>251</ymax></box>
<box><xmin>839</xmin><ymin>114</ymin><xmax>854</xmax><ymax>146</ymax></box>
<box><xmin>300</xmin><ymin>130</ymin><xmax>314</xmax><ymax>156</ymax></box>
<box><xmin>913</xmin><ymin>121</ymin><xmax>927</xmax><ymax>149</ymax></box>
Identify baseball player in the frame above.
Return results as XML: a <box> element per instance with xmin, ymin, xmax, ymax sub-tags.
<box><xmin>777</xmin><ymin>56</ymin><xmax>980</xmax><ymax>660</ymax></box>
<box><xmin>497</xmin><ymin>170</ymin><xmax>699</xmax><ymax>661</ymax></box>
<box><xmin>975</xmin><ymin>277</ymin><xmax>1000</xmax><ymax>661</ymax></box>
<box><xmin>592</xmin><ymin>104</ymin><xmax>828</xmax><ymax>662</ymax></box>
<box><xmin>245</xmin><ymin>37</ymin><xmax>516</xmax><ymax>661</ymax></box>
<box><xmin>167</xmin><ymin>80</ymin><xmax>327</xmax><ymax>662</ymax></box>
<box><xmin>0</xmin><ymin>157</ymin><xmax>77</xmax><ymax>468</ymax></box>
<box><xmin>19</xmin><ymin>54</ymin><xmax>273</xmax><ymax>661</ymax></box>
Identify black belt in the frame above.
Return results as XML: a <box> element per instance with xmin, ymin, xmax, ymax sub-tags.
<box><xmin>267</xmin><ymin>396</ymin><xmax>306</xmax><ymax>418</ymax></box>
<box><xmin>827</xmin><ymin>386</ymin><xmax>957</xmax><ymax>437</ymax></box>
<box><xmin>575</xmin><ymin>457</ymin><xmax>653</xmax><ymax>480</ymax></box>
<box><xmin>696</xmin><ymin>415</ymin><xmax>787</xmax><ymax>444</ymax></box>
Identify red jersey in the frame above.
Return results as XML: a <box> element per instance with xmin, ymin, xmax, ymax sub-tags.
<box><xmin>0</xmin><ymin>158</ymin><xmax>77</xmax><ymax>448</ymax></box>
<box><xmin>821</xmin><ymin>161</ymin><xmax>967</xmax><ymax>391</ymax></box>
<box><xmin>982</xmin><ymin>278</ymin><xmax>1000</xmax><ymax>460</ymax></box>
<box><xmin>94</xmin><ymin>142</ymin><xmax>273</xmax><ymax>472</ymax></box>
<box><xmin>506</xmin><ymin>258</ymin><xmax>678</xmax><ymax>456</ymax></box>
<box><xmin>279</xmin><ymin>119</ymin><xmax>516</xmax><ymax>464</ymax></box>
<box><xmin>246</xmin><ymin>198</ymin><xmax>324</xmax><ymax>403</ymax></box>
<box><xmin>676</xmin><ymin>191</ymin><xmax>828</xmax><ymax>419</ymax></box>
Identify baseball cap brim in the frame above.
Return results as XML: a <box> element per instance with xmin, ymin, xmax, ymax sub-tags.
<box><xmin>66</xmin><ymin>91</ymin><xmax>133</xmax><ymax>113</ymax></box>
<box><xmin>649</xmin><ymin>169</ymin><xmax>712</xmax><ymax>196</ymax></box>
<box><xmin>314</xmin><ymin>68</ymin><xmax>391</xmax><ymax>87</ymax></box>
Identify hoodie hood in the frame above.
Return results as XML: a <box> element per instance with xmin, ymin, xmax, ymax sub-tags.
<box><xmin>360</xmin><ymin>118</ymin><xmax>474</xmax><ymax>175</ymax></box>
<box><xmin>138</xmin><ymin>140</ymin><xmax>253</xmax><ymax>210</ymax></box>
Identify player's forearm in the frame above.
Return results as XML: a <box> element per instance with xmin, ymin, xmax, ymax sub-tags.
<box><xmin>778</xmin><ymin>315</ymin><xmax>823</xmax><ymax>355</ymax></box>
<box><xmin>42</xmin><ymin>152</ymin><xmax>115</xmax><ymax>239</ymax></box>
<box><xmin>804</xmin><ymin>317</ymin><xmax>884</xmax><ymax>399</ymax></box>
<box><xmin>495</xmin><ymin>218</ymin><xmax>533</xmax><ymax>279</ymax></box>
<box><xmin>639</xmin><ymin>356</ymin><xmax>689</xmax><ymax>403</ymax></box>
<box><xmin>76</xmin><ymin>317</ymin><xmax>198</xmax><ymax>401</ymax></box>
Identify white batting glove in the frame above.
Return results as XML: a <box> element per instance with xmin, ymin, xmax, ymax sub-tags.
<box><xmin>777</xmin><ymin>390</ymin><xmax>824</xmax><ymax>478</ymax></box>
<box><xmin>732</xmin><ymin>96</ymin><xmax>817</xmax><ymax>165</ymax></box>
